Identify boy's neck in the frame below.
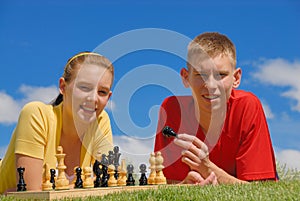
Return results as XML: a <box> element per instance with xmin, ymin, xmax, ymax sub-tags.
<box><xmin>194</xmin><ymin>107</ymin><xmax>210</xmax><ymax>135</ymax></box>
<box><xmin>195</xmin><ymin>105</ymin><xmax>225</xmax><ymax>147</ymax></box>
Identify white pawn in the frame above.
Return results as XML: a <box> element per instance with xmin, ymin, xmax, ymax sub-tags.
<box><xmin>155</xmin><ymin>151</ymin><xmax>166</xmax><ymax>185</ymax></box>
<box><xmin>83</xmin><ymin>166</ymin><xmax>94</xmax><ymax>188</ymax></box>
<box><xmin>117</xmin><ymin>159</ymin><xmax>127</xmax><ymax>186</ymax></box>
<box><xmin>108</xmin><ymin>164</ymin><xmax>117</xmax><ymax>187</ymax></box>
<box><xmin>148</xmin><ymin>152</ymin><xmax>156</xmax><ymax>185</ymax></box>
<box><xmin>42</xmin><ymin>163</ymin><xmax>53</xmax><ymax>191</ymax></box>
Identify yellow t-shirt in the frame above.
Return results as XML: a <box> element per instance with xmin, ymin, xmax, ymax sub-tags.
<box><xmin>0</xmin><ymin>101</ymin><xmax>113</xmax><ymax>194</ymax></box>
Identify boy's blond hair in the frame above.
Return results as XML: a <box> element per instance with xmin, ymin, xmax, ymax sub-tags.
<box><xmin>187</xmin><ymin>32</ymin><xmax>236</xmax><ymax>69</ymax></box>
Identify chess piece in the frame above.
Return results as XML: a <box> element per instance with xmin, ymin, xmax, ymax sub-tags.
<box><xmin>17</xmin><ymin>167</ymin><xmax>26</xmax><ymax>191</ymax></box>
<box><xmin>83</xmin><ymin>166</ymin><xmax>94</xmax><ymax>188</ymax></box>
<box><xmin>101</xmin><ymin>154</ymin><xmax>109</xmax><ymax>187</ymax></box>
<box><xmin>42</xmin><ymin>163</ymin><xmax>53</xmax><ymax>191</ymax></box>
<box><xmin>50</xmin><ymin>169</ymin><xmax>56</xmax><ymax>189</ymax></box>
<box><xmin>108</xmin><ymin>150</ymin><xmax>114</xmax><ymax>165</ymax></box>
<box><xmin>148</xmin><ymin>152</ymin><xmax>156</xmax><ymax>185</ymax></box>
<box><xmin>139</xmin><ymin>164</ymin><xmax>148</xmax><ymax>185</ymax></box>
<box><xmin>108</xmin><ymin>164</ymin><xmax>118</xmax><ymax>187</ymax></box>
<box><xmin>55</xmin><ymin>146</ymin><xmax>69</xmax><ymax>190</ymax></box>
<box><xmin>155</xmin><ymin>151</ymin><xmax>167</xmax><ymax>184</ymax></box>
<box><xmin>74</xmin><ymin>167</ymin><xmax>83</xmax><ymax>188</ymax></box>
<box><xmin>126</xmin><ymin>164</ymin><xmax>135</xmax><ymax>186</ymax></box>
<box><xmin>162</xmin><ymin>126</ymin><xmax>177</xmax><ymax>138</ymax></box>
<box><xmin>117</xmin><ymin>159</ymin><xmax>127</xmax><ymax>186</ymax></box>
<box><xmin>93</xmin><ymin>160</ymin><xmax>102</xmax><ymax>187</ymax></box>
<box><xmin>113</xmin><ymin>146</ymin><xmax>121</xmax><ymax>180</ymax></box>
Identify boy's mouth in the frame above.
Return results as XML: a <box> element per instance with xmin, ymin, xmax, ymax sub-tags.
<box><xmin>203</xmin><ymin>94</ymin><xmax>219</xmax><ymax>100</ymax></box>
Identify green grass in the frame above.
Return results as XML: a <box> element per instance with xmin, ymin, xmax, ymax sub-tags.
<box><xmin>2</xmin><ymin>180</ymin><xmax>299</xmax><ymax>201</ymax></box>
<box><xmin>1</xmin><ymin>164</ymin><xmax>299</xmax><ymax>201</ymax></box>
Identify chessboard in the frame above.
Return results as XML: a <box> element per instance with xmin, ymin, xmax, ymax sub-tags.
<box><xmin>7</xmin><ymin>184</ymin><xmax>171</xmax><ymax>200</ymax></box>
<box><xmin>6</xmin><ymin>145</ymin><xmax>169</xmax><ymax>200</ymax></box>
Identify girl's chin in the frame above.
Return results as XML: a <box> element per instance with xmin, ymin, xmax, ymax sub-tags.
<box><xmin>77</xmin><ymin>113</ymin><xmax>97</xmax><ymax>124</ymax></box>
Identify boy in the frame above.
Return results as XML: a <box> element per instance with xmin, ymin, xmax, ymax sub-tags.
<box><xmin>154</xmin><ymin>32</ymin><xmax>277</xmax><ymax>184</ymax></box>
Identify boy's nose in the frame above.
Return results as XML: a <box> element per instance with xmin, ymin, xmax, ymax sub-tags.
<box><xmin>205</xmin><ymin>76</ymin><xmax>218</xmax><ymax>89</ymax></box>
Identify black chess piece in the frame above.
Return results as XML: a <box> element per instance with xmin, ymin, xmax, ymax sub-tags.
<box><xmin>74</xmin><ymin>167</ymin><xmax>83</xmax><ymax>188</ymax></box>
<box><xmin>50</xmin><ymin>168</ymin><xmax>56</xmax><ymax>189</ymax></box>
<box><xmin>93</xmin><ymin>160</ymin><xmax>102</xmax><ymax>187</ymax></box>
<box><xmin>108</xmin><ymin>150</ymin><xmax>114</xmax><ymax>165</ymax></box>
<box><xmin>113</xmin><ymin>146</ymin><xmax>121</xmax><ymax>180</ymax></box>
<box><xmin>162</xmin><ymin>126</ymin><xmax>178</xmax><ymax>138</ymax></box>
<box><xmin>139</xmin><ymin>164</ymin><xmax>148</xmax><ymax>185</ymax></box>
<box><xmin>101</xmin><ymin>154</ymin><xmax>109</xmax><ymax>187</ymax></box>
<box><xmin>126</xmin><ymin>164</ymin><xmax>135</xmax><ymax>186</ymax></box>
<box><xmin>17</xmin><ymin>167</ymin><xmax>26</xmax><ymax>191</ymax></box>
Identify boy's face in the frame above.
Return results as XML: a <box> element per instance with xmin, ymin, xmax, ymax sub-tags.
<box><xmin>181</xmin><ymin>54</ymin><xmax>241</xmax><ymax>113</ymax></box>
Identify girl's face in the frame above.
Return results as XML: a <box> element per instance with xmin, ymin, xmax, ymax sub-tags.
<box><xmin>61</xmin><ymin>63</ymin><xmax>112</xmax><ymax>124</ymax></box>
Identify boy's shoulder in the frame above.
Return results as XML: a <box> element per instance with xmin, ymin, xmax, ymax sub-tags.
<box><xmin>162</xmin><ymin>95</ymin><xmax>193</xmax><ymax>105</ymax></box>
<box><xmin>231</xmin><ymin>89</ymin><xmax>261</xmax><ymax>106</ymax></box>
<box><xmin>232</xmin><ymin>89</ymin><xmax>258</xmax><ymax>99</ymax></box>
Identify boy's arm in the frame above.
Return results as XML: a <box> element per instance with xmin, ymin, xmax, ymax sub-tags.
<box><xmin>174</xmin><ymin>133</ymin><xmax>248</xmax><ymax>184</ymax></box>
<box><xmin>191</xmin><ymin>157</ymin><xmax>248</xmax><ymax>184</ymax></box>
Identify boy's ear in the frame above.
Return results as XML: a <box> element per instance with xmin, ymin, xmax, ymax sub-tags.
<box><xmin>59</xmin><ymin>77</ymin><xmax>66</xmax><ymax>94</ymax></box>
<box><xmin>180</xmin><ymin>68</ymin><xmax>190</xmax><ymax>88</ymax></box>
<box><xmin>232</xmin><ymin>68</ymin><xmax>242</xmax><ymax>88</ymax></box>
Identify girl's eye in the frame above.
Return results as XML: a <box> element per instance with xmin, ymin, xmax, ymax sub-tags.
<box><xmin>98</xmin><ymin>90</ymin><xmax>108</xmax><ymax>96</ymax></box>
<box><xmin>79</xmin><ymin>86</ymin><xmax>91</xmax><ymax>91</ymax></box>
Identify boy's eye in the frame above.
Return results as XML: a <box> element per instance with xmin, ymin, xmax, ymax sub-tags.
<box><xmin>195</xmin><ymin>72</ymin><xmax>208</xmax><ymax>77</ymax></box>
<box><xmin>214</xmin><ymin>73</ymin><xmax>227</xmax><ymax>80</ymax></box>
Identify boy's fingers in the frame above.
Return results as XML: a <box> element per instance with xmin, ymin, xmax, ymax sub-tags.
<box><xmin>177</xmin><ymin>134</ymin><xmax>208</xmax><ymax>152</ymax></box>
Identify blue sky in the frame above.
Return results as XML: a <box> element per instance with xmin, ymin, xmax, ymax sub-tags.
<box><xmin>0</xmin><ymin>0</ymin><xmax>300</xmax><ymax>169</ymax></box>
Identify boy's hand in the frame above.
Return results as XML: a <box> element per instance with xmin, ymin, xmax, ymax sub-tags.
<box><xmin>181</xmin><ymin>171</ymin><xmax>218</xmax><ymax>185</ymax></box>
<box><xmin>174</xmin><ymin>133</ymin><xmax>211</xmax><ymax>178</ymax></box>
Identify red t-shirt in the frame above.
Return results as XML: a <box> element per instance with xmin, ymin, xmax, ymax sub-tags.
<box><xmin>154</xmin><ymin>89</ymin><xmax>277</xmax><ymax>181</ymax></box>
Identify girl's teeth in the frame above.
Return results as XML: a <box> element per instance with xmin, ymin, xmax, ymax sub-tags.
<box><xmin>82</xmin><ymin>106</ymin><xmax>95</xmax><ymax>112</ymax></box>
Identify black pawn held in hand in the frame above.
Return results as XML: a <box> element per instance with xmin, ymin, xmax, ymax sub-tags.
<box><xmin>162</xmin><ymin>126</ymin><xmax>178</xmax><ymax>138</ymax></box>
<box><xmin>139</xmin><ymin>164</ymin><xmax>148</xmax><ymax>185</ymax></box>
<box><xmin>17</xmin><ymin>167</ymin><xmax>26</xmax><ymax>191</ymax></box>
<box><xmin>126</xmin><ymin>164</ymin><xmax>135</xmax><ymax>186</ymax></box>
<box><xmin>74</xmin><ymin>167</ymin><xmax>83</xmax><ymax>188</ymax></box>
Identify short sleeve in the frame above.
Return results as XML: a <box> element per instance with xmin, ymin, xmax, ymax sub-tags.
<box><xmin>14</xmin><ymin>102</ymin><xmax>51</xmax><ymax>159</ymax></box>
<box><xmin>235</xmin><ymin>96</ymin><xmax>276</xmax><ymax>180</ymax></box>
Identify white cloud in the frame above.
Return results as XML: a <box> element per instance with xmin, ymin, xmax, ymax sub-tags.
<box><xmin>113</xmin><ymin>135</ymin><xmax>155</xmax><ymax>173</ymax></box>
<box><xmin>0</xmin><ymin>92</ymin><xmax>21</xmax><ymax>124</ymax></box>
<box><xmin>0</xmin><ymin>145</ymin><xmax>7</xmax><ymax>159</ymax></box>
<box><xmin>252</xmin><ymin>58</ymin><xmax>300</xmax><ymax>112</ymax></box>
<box><xmin>261</xmin><ymin>101</ymin><xmax>275</xmax><ymax>119</ymax></box>
<box><xmin>18</xmin><ymin>84</ymin><xmax>58</xmax><ymax>105</ymax></box>
<box><xmin>0</xmin><ymin>85</ymin><xmax>58</xmax><ymax>125</ymax></box>
<box><xmin>276</xmin><ymin>149</ymin><xmax>300</xmax><ymax>170</ymax></box>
